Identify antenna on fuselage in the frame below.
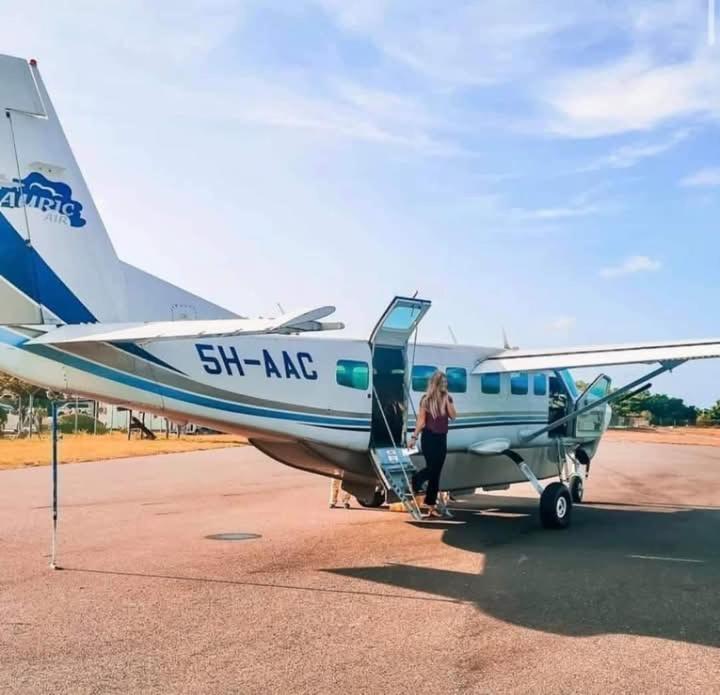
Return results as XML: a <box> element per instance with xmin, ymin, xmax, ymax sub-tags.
<box><xmin>448</xmin><ymin>325</ymin><xmax>459</xmax><ymax>345</ymax></box>
<box><xmin>502</xmin><ymin>327</ymin><xmax>518</xmax><ymax>350</ymax></box>
<box><xmin>276</xmin><ymin>303</ymin><xmax>286</xmax><ymax>315</ymax></box>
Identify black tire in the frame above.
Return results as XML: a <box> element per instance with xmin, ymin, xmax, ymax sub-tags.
<box><xmin>569</xmin><ymin>475</ymin><xmax>584</xmax><ymax>503</ymax></box>
<box><xmin>540</xmin><ymin>482</ymin><xmax>572</xmax><ymax>529</ymax></box>
<box><xmin>356</xmin><ymin>488</ymin><xmax>386</xmax><ymax>508</ymax></box>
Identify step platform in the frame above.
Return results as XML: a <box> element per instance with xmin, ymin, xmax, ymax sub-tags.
<box><xmin>369</xmin><ymin>447</ymin><xmax>422</xmax><ymax>520</ymax></box>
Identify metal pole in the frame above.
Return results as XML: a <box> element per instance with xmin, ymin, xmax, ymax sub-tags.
<box><xmin>50</xmin><ymin>401</ymin><xmax>60</xmax><ymax>570</ymax></box>
<box><xmin>74</xmin><ymin>396</ymin><xmax>79</xmax><ymax>434</ymax></box>
<box><xmin>93</xmin><ymin>401</ymin><xmax>98</xmax><ymax>435</ymax></box>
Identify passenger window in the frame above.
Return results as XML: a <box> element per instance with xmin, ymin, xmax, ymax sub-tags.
<box><xmin>481</xmin><ymin>373</ymin><xmax>501</xmax><ymax>395</ymax></box>
<box><xmin>336</xmin><ymin>360</ymin><xmax>369</xmax><ymax>389</ymax></box>
<box><xmin>533</xmin><ymin>373</ymin><xmax>547</xmax><ymax>396</ymax></box>
<box><xmin>412</xmin><ymin>365</ymin><xmax>437</xmax><ymax>392</ymax></box>
<box><xmin>511</xmin><ymin>373</ymin><xmax>529</xmax><ymax>395</ymax></box>
<box><xmin>446</xmin><ymin>367</ymin><xmax>467</xmax><ymax>394</ymax></box>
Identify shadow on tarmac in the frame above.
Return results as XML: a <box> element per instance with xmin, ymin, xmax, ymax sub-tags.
<box><xmin>63</xmin><ymin>566</ymin><xmax>462</xmax><ymax>605</ymax></box>
<box><xmin>329</xmin><ymin>496</ymin><xmax>720</xmax><ymax>648</ymax></box>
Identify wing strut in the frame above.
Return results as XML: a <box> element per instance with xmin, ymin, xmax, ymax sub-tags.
<box><xmin>521</xmin><ymin>360</ymin><xmax>685</xmax><ymax>444</ymax></box>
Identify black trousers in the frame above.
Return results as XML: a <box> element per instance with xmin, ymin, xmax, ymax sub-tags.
<box><xmin>412</xmin><ymin>430</ymin><xmax>447</xmax><ymax>506</ymax></box>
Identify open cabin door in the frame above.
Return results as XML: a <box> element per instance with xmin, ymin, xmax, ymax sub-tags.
<box><xmin>369</xmin><ymin>296</ymin><xmax>430</xmax><ymax>448</ymax></box>
<box><xmin>572</xmin><ymin>374</ymin><xmax>612</xmax><ymax>439</ymax></box>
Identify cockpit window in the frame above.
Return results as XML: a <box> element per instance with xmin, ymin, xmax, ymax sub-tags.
<box><xmin>481</xmin><ymin>373</ymin><xmax>501</xmax><ymax>394</ymax></box>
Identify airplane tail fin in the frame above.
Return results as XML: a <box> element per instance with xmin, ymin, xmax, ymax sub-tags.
<box><xmin>0</xmin><ymin>54</ymin><xmax>128</xmax><ymax>325</ymax></box>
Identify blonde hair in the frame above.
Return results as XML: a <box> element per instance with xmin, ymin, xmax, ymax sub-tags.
<box><xmin>422</xmin><ymin>371</ymin><xmax>448</xmax><ymax>419</ymax></box>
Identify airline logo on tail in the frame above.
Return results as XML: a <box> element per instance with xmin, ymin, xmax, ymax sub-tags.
<box><xmin>0</xmin><ymin>172</ymin><xmax>86</xmax><ymax>228</ymax></box>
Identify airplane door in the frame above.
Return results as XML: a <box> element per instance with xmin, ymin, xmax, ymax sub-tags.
<box><xmin>369</xmin><ymin>296</ymin><xmax>431</xmax><ymax>448</ymax></box>
<box><xmin>572</xmin><ymin>374</ymin><xmax>612</xmax><ymax>439</ymax></box>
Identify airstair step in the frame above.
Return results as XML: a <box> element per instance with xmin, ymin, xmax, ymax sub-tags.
<box><xmin>369</xmin><ymin>446</ymin><xmax>422</xmax><ymax>519</ymax></box>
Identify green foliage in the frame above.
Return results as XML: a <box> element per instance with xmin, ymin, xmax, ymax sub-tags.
<box><xmin>58</xmin><ymin>414</ymin><xmax>107</xmax><ymax>435</ymax></box>
<box><xmin>0</xmin><ymin>372</ymin><xmax>51</xmax><ymax>409</ymax></box>
<box><xmin>613</xmin><ymin>389</ymin><xmax>698</xmax><ymax>425</ymax></box>
<box><xmin>612</xmin><ymin>390</ymin><xmax>650</xmax><ymax>418</ymax></box>
<box><xmin>698</xmin><ymin>400</ymin><xmax>720</xmax><ymax>426</ymax></box>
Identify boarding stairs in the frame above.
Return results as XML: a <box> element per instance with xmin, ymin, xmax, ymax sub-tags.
<box><xmin>130</xmin><ymin>415</ymin><xmax>156</xmax><ymax>440</ymax></box>
<box><xmin>369</xmin><ymin>447</ymin><xmax>423</xmax><ymax>521</ymax></box>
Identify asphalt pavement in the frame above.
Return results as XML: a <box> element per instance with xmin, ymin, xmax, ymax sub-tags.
<box><xmin>1</xmin><ymin>440</ymin><xmax>719</xmax><ymax>694</ymax></box>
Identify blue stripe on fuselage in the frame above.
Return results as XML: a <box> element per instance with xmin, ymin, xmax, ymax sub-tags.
<box><xmin>13</xmin><ymin>338</ymin><xmax>368</xmax><ymax>428</ymax></box>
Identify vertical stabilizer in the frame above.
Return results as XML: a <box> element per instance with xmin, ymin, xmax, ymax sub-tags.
<box><xmin>0</xmin><ymin>55</ymin><xmax>128</xmax><ymax>324</ymax></box>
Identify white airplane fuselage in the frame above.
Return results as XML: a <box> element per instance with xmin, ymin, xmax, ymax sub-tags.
<box><xmin>0</xmin><ymin>325</ymin><xmax>603</xmax><ymax>498</ymax></box>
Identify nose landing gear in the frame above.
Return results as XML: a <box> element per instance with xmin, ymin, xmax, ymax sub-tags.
<box><xmin>569</xmin><ymin>474</ymin><xmax>584</xmax><ymax>503</ymax></box>
<box><xmin>540</xmin><ymin>482</ymin><xmax>572</xmax><ymax>528</ymax></box>
<box><xmin>504</xmin><ymin>449</ymin><xmax>575</xmax><ymax>530</ymax></box>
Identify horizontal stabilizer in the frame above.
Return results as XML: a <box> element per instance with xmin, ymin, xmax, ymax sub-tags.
<box><xmin>473</xmin><ymin>338</ymin><xmax>720</xmax><ymax>373</ymax></box>
<box><xmin>26</xmin><ymin>306</ymin><xmax>343</xmax><ymax>345</ymax></box>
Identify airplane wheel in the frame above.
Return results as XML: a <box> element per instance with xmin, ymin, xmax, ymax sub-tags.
<box><xmin>569</xmin><ymin>475</ymin><xmax>584</xmax><ymax>503</ymax></box>
<box><xmin>356</xmin><ymin>488</ymin><xmax>386</xmax><ymax>508</ymax></box>
<box><xmin>540</xmin><ymin>482</ymin><xmax>572</xmax><ymax>529</ymax></box>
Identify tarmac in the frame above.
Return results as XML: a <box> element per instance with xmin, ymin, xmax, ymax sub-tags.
<box><xmin>1</xmin><ymin>440</ymin><xmax>719</xmax><ymax>694</ymax></box>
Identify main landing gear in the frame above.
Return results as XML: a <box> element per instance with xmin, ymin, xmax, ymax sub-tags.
<box><xmin>505</xmin><ymin>444</ymin><xmax>589</xmax><ymax>530</ymax></box>
<box><xmin>356</xmin><ymin>487</ymin><xmax>386</xmax><ymax>508</ymax></box>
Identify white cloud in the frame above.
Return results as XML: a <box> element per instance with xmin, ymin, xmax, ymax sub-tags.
<box><xmin>315</xmin><ymin>0</ymin><xmax>576</xmax><ymax>85</ymax></box>
<box><xmin>544</xmin><ymin>53</ymin><xmax>720</xmax><ymax>137</ymax></box>
<box><xmin>600</xmin><ymin>256</ymin><xmax>662</xmax><ymax>278</ymax></box>
<box><xmin>510</xmin><ymin>187</ymin><xmax>611</xmax><ymax>222</ymax></box>
<box><xmin>680</xmin><ymin>167</ymin><xmax>720</xmax><ymax>187</ymax></box>
<box><xmin>314</xmin><ymin>0</ymin><xmax>720</xmax><ymax>139</ymax></box>
<box><xmin>549</xmin><ymin>316</ymin><xmax>576</xmax><ymax>331</ymax></box>
<box><xmin>580</xmin><ymin>129</ymin><xmax>691</xmax><ymax>171</ymax></box>
<box><xmin>512</xmin><ymin>204</ymin><xmax>602</xmax><ymax>221</ymax></box>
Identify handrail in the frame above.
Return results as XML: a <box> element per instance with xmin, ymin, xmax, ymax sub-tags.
<box><xmin>371</xmin><ymin>386</ymin><xmax>417</xmax><ymax>503</ymax></box>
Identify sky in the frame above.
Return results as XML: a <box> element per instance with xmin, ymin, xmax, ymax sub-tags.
<box><xmin>1</xmin><ymin>0</ymin><xmax>719</xmax><ymax>405</ymax></box>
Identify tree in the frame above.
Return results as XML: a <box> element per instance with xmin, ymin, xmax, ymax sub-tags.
<box><xmin>612</xmin><ymin>389</ymin><xmax>698</xmax><ymax>425</ymax></box>
<box><xmin>613</xmin><ymin>390</ymin><xmax>651</xmax><ymax>418</ymax></box>
<box><xmin>698</xmin><ymin>400</ymin><xmax>720</xmax><ymax>426</ymax></box>
<box><xmin>0</xmin><ymin>372</ymin><xmax>52</xmax><ymax>435</ymax></box>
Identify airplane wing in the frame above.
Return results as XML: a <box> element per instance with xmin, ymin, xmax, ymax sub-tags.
<box><xmin>25</xmin><ymin>306</ymin><xmax>344</xmax><ymax>345</ymax></box>
<box><xmin>473</xmin><ymin>338</ymin><xmax>720</xmax><ymax>373</ymax></box>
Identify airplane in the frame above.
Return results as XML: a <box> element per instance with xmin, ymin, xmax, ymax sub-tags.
<box><xmin>1</xmin><ymin>53</ymin><xmax>720</xmax><ymax>529</ymax></box>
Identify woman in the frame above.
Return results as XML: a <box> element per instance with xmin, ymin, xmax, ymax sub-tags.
<box><xmin>408</xmin><ymin>371</ymin><xmax>456</xmax><ymax>519</ymax></box>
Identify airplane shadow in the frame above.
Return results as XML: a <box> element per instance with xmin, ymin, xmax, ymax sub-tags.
<box><xmin>328</xmin><ymin>496</ymin><xmax>720</xmax><ymax>648</ymax></box>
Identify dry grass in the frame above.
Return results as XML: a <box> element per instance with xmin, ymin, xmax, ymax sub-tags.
<box><xmin>606</xmin><ymin>426</ymin><xmax>720</xmax><ymax>448</ymax></box>
<box><xmin>0</xmin><ymin>432</ymin><xmax>246</xmax><ymax>470</ymax></box>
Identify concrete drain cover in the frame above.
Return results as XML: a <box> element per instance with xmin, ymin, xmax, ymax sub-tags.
<box><xmin>205</xmin><ymin>532</ymin><xmax>261</xmax><ymax>541</ymax></box>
